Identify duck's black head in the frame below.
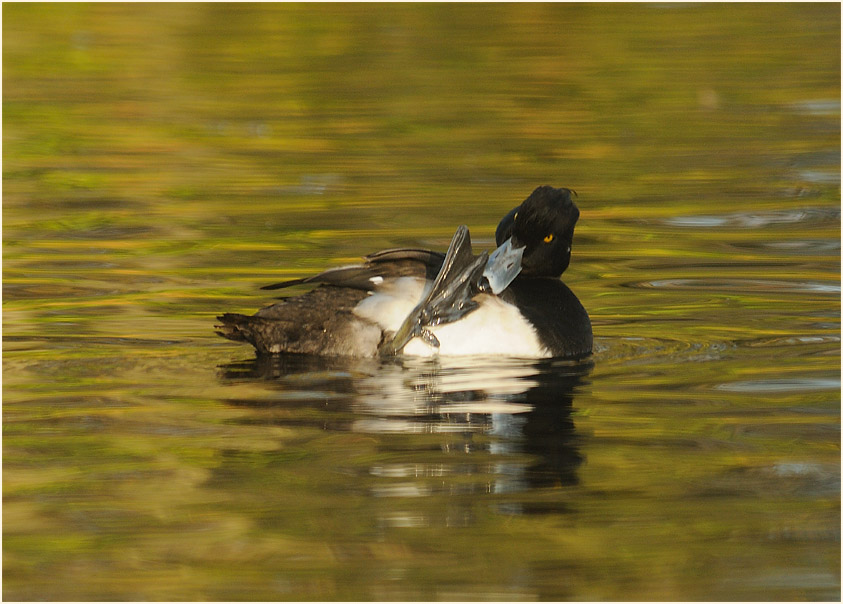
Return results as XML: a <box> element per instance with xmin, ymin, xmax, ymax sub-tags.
<box><xmin>495</xmin><ymin>186</ymin><xmax>580</xmax><ymax>278</ymax></box>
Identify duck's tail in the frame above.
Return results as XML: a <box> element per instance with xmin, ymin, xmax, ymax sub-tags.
<box><xmin>216</xmin><ymin>312</ymin><xmax>308</xmax><ymax>354</ymax></box>
<box><xmin>215</xmin><ymin>306</ymin><xmax>383</xmax><ymax>357</ymax></box>
<box><xmin>215</xmin><ymin>313</ymin><xmax>252</xmax><ymax>342</ymax></box>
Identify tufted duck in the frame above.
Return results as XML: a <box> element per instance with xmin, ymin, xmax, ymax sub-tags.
<box><xmin>216</xmin><ymin>186</ymin><xmax>592</xmax><ymax>358</ymax></box>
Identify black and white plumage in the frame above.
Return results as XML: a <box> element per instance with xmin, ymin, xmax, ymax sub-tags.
<box><xmin>216</xmin><ymin>186</ymin><xmax>592</xmax><ymax>359</ymax></box>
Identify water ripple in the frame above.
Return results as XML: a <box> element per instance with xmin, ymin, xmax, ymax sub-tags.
<box><xmin>623</xmin><ymin>278</ymin><xmax>840</xmax><ymax>294</ymax></box>
<box><xmin>661</xmin><ymin>207</ymin><xmax>839</xmax><ymax>229</ymax></box>
<box><xmin>716</xmin><ymin>378</ymin><xmax>841</xmax><ymax>393</ymax></box>
<box><xmin>791</xmin><ymin>99</ymin><xmax>841</xmax><ymax>116</ymax></box>
<box><xmin>594</xmin><ymin>330</ymin><xmax>839</xmax><ymax>367</ymax></box>
<box><xmin>593</xmin><ymin>336</ymin><xmax>736</xmax><ymax>364</ymax></box>
<box><xmin>727</xmin><ymin>239</ymin><xmax>840</xmax><ymax>254</ymax></box>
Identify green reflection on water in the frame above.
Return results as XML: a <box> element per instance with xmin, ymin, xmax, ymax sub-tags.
<box><xmin>3</xmin><ymin>2</ymin><xmax>840</xmax><ymax>601</ymax></box>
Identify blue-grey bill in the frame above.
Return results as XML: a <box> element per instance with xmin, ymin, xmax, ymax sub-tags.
<box><xmin>482</xmin><ymin>237</ymin><xmax>524</xmax><ymax>294</ymax></box>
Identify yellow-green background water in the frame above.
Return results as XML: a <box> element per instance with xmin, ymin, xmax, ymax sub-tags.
<box><xmin>3</xmin><ymin>3</ymin><xmax>840</xmax><ymax>601</ymax></box>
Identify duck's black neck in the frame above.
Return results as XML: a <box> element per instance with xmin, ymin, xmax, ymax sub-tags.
<box><xmin>502</xmin><ymin>278</ymin><xmax>592</xmax><ymax>358</ymax></box>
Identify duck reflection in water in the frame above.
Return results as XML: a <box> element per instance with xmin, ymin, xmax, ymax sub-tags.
<box><xmin>219</xmin><ymin>354</ymin><xmax>591</xmax><ymax>515</ymax></box>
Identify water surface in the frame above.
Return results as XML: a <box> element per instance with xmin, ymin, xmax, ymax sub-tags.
<box><xmin>3</xmin><ymin>3</ymin><xmax>840</xmax><ymax>601</ymax></box>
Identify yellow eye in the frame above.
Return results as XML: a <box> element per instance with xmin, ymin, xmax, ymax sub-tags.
<box><xmin>543</xmin><ymin>233</ymin><xmax>554</xmax><ymax>243</ymax></box>
<box><xmin>513</xmin><ymin>212</ymin><xmax>518</xmax><ymax>221</ymax></box>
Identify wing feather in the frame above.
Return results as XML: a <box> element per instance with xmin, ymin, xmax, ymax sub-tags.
<box><xmin>260</xmin><ymin>248</ymin><xmax>446</xmax><ymax>292</ymax></box>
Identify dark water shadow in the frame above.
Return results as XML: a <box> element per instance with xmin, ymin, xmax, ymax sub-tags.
<box><xmin>218</xmin><ymin>354</ymin><xmax>592</xmax><ymax>514</ymax></box>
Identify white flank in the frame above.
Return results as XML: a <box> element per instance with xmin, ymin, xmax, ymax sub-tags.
<box><xmin>353</xmin><ymin>277</ymin><xmax>548</xmax><ymax>357</ymax></box>
<box><xmin>354</xmin><ymin>277</ymin><xmax>428</xmax><ymax>332</ymax></box>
